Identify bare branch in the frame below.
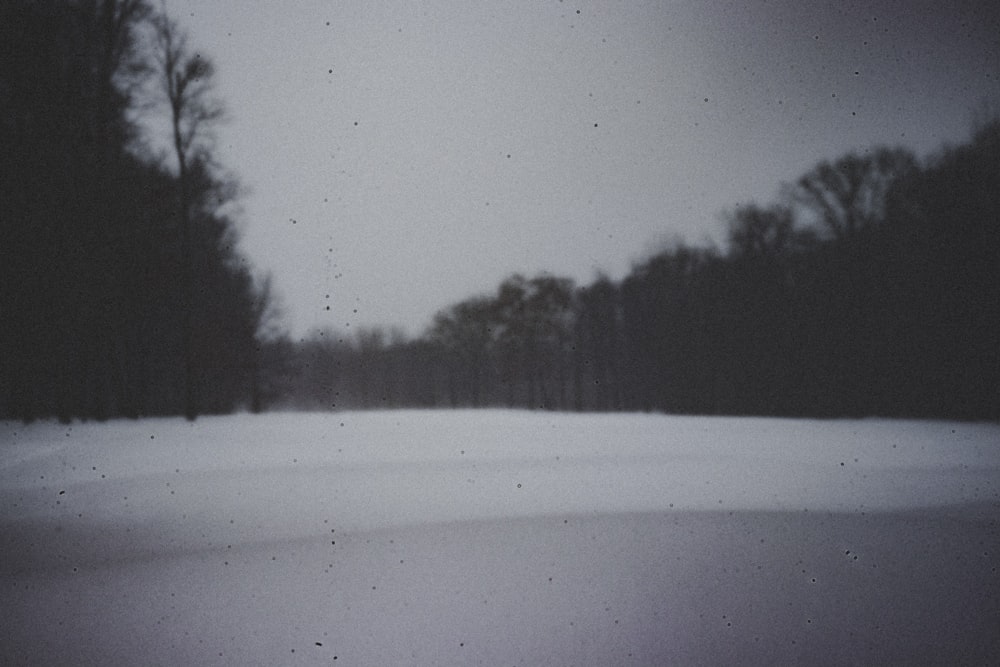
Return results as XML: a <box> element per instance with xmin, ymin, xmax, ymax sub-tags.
<box><xmin>791</xmin><ymin>147</ymin><xmax>917</xmax><ymax>241</ymax></box>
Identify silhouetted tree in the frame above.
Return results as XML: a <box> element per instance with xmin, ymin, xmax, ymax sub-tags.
<box><xmin>880</xmin><ymin>118</ymin><xmax>1000</xmax><ymax>419</ymax></box>
<box><xmin>620</xmin><ymin>244</ymin><xmax>723</xmax><ymax>413</ymax></box>
<box><xmin>489</xmin><ymin>275</ymin><xmax>575</xmax><ymax>409</ymax></box>
<box><xmin>234</xmin><ymin>117</ymin><xmax>996</xmax><ymax>420</ymax></box>
<box><xmin>573</xmin><ymin>276</ymin><xmax>623</xmax><ymax>411</ymax></box>
<box><xmin>0</xmin><ymin>1</ymin><xmax>276</xmax><ymax>422</ymax></box>
<box><xmin>524</xmin><ymin>275</ymin><xmax>575</xmax><ymax>409</ymax></box>
<box><xmin>791</xmin><ymin>147</ymin><xmax>918</xmax><ymax>243</ymax></box>
<box><xmin>353</xmin><ymin>327</ymin><xmax>386</xmax><ymax>408</ymax></box>
<box><xmin>0</xmin><ymin>0</ymin><xmax>153</xmax><ymax>421</ymax></box>
<box><xmin>722</xmin><ymin>205</ymin><xmax>808</xmax><ymax>414</ymax></box>
<box><xmin>428</xmin><ymin>298</ymin><xmax>497</xmax><ymax>407</ymax></box>
<box><xmin>247</xmin><ymin>274</ymin><xmax>283</xmax><ymax>413</ymax></box>
<box><xmin>726</xmin><ymin>204</ymin><xmax>804</xmax><ymax>260</ymax></box>
<box><xmin>150</xmin><ymin>8</ymin><xmax>225</xmax><ymax>420</ymax></box>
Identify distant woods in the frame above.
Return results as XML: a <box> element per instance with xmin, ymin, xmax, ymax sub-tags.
<box><xmin>2</xmin><ymin>3</ymin><xmax>996</xmax><ymax>423</ymax></box>
<box><xmin>0</xmin><ymin>1</ymin><xmax>276</xmax><ymax>422</ymax></box>
<box><xmin>275</xmin><ymin>120</ymin><xmax>999</xmax><ymax>421</ymax></box>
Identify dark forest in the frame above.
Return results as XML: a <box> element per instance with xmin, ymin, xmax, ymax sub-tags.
<box><xmin>1</xmin><ymin>1</ymin><xmax>275</xmax><ymax>422</ymax></box>
<box><xmin>2</xmin><ymin>1</ymin><xmax>997</xmax><ymax>422</ymax></box>
<box><xmin>272</xmin><ymin>123</ymin><xmax>999</xmax><ymax>421</ymax></box>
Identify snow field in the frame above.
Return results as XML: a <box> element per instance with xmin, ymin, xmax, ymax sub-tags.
<box><xmin>2</xmin><ymin>411</ymin><xmax>999</xmax><ymax>665</ymax></box>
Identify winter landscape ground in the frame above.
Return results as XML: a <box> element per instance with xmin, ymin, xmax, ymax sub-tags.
<box><xmin>2</xmin><ymin>411</ymin><xmax>998</xmax><ymax>665</ymax></box>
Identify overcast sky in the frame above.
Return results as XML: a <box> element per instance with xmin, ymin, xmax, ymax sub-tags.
<box><xmin>160</xmin><ymin>0</ymin><xmax>999</xmax><ymax>339</ymax></box>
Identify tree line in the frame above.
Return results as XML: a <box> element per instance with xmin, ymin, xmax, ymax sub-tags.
<box><xmin>274</xmin><ymin>117</ymin><xmax>999</xmax><ymax>420</ymax></box>
<box><xmin>0</xmin><ymin>1</ymin><xmax>276</xmax><ymax>422</ymax></box>
<box><xmin>3</xmin><ymin>2</ymin><xmax>995</xmax><ymax>423</ymax></box>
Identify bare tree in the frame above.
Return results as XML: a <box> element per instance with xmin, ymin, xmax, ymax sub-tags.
<box><xmin>726</xmin><ymin>204</ymin><xmax>799</xmax><ymax>259</ymax></box>
<box><xmin>149</xmin><ymin>8</ymin><xmax>224</xmax><ymax>419</ymax></box>
<box><xmin>790</xmin><ymin>147</ymin><xmax>917</xmax><ymax>242</ymax></box>
<box><xmin>151</xmin><ymin>10</ymin><xmax>224</xmax><ymax>176</ymax></box>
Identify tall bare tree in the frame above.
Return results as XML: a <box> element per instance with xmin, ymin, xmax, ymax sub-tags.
<box><xmin>150</xmin><ymin>8</ymin><xmax>224</xmax><ymax>419</ymax></box>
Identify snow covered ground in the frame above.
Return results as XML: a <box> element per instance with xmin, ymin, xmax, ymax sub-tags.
<box><xmin>2</xmin><ymin>411</ymin><xmax>998</xmax><ymax>665</ymax></box>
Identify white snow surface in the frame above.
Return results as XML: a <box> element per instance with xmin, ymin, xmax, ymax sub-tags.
<box><xmin>2</xmin><ymin>411</ymin><xmax>999</xmax><ymax>665</ymax></box>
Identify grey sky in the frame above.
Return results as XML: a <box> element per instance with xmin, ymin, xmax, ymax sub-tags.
<box><xmin>161</xmin><ymin>0</ymin><xmax>999</xmax><ymax>338</ymax></box>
